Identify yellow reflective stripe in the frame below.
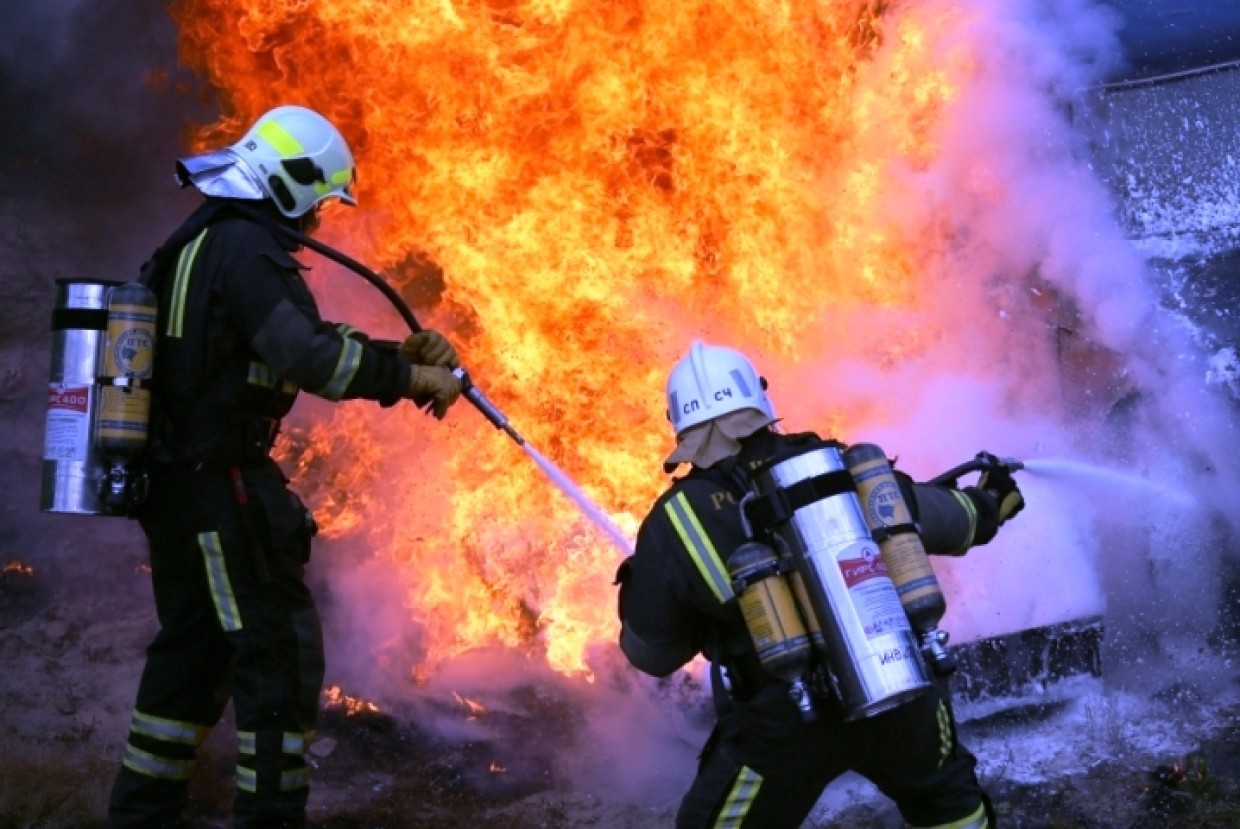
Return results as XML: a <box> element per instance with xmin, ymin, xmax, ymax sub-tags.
<box><xmin>247</xmin><ymin>361</ymin><xmax>297</xmax><ymax>394</ymax></box>
<box><xmin>257</xmin><ymin>120</ymin><xmax>305</xmax><ymax>158</ymax></box>
<box><xmin>712</xmin><ymin>766</ymin><xmax>762</xmax><ymax>828</ymax></box>
<box><xmin>914</xmin><ymin>803</ymin><xmax>989</xmax><ymax>829</ymax></box>
<box><xmin>280</xmin><ymin>767</ymin><xmax>310</xmax><ymax>791</ymax></box>
<box><xmin>937</xmin><ymin>700</ymin><xmax>952</xmax><ymax>767</ymax></box>
<box><xmin>166</xmin><ymin>229</ymin><xmax>210</xmax><ymax>338</ymax></box>
<box><xmin>236</xmin><ymin>764</ymin><xmax>257</xmax><ymax>793</ymax></box>
<box><xmin>122</xmin><ymin>744</ymin><xmax>193</xmax><ymax>781</ymax></box>
<box><xmin>130</xmin><ymin>711</ymin><xmax>209</xmax><ymax>746</ymax></box>
<box><xmin>237</xmin><ymin>730</ymin><xmax>257</xmax><ymax>755</ymax></box>
<box><xmin>950</xmin><ymin>490</ymin><xmax>978</xmax><ymax>553</ymax></box>
<box><xmin>198</xmin><ymin>531</ymin><xmax>243</xmax><ymax>631</ymax></box>
<box><xmin>665</xmin><ymin>493</ymin><xmax>733</xmax><ymax>603</ymax></box>
<box><xmin>334</xmin><ymin>323</ymin><xmax>360</xmax><ymax>339</ymax></box>
<box><xmin>283</xmin><ymin>731</ymin><xmax>311</xmax><ymax>754</ymax></box>
<box><xmin>315</xmin><ymin>337</ymin><xmax>363</xmax><ymax>400</ymax></box>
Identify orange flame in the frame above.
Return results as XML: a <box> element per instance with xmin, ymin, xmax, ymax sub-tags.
<box><xmin>3</xmin><ymin>559</ymin><xmax>34</xmax><ymax>576</ymax></box>
<box><xmin>452</xmin><ymin>691</ymin><xmax>487</xmax><ymax>719</ymax></box>
<box><xmin>170</xmin><ymin>0</ymin><xmax>987</xmax><ymax>677</ymax></box>
<box><xmin>323</xmin><ymin>684</ymin><xmax>381</xmax><ymax>716</ymax></box>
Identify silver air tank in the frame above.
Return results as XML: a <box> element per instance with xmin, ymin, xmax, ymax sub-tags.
<box><xmin>41</xmin><ymin>279</ymin><xmax>119</xmax><ymax>515</ymax></box>
<box><xmin>748</xmin><ymin>442</ymin><xmax>932</xmax><ymax>720</ymax></box>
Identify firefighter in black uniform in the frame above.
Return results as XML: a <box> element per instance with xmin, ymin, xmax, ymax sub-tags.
<box><xmin>617</xmin><ymin>341</ymin><xmax>1025</xmax><ymax>829</ymax></box>
<box><xmin>106</xmin><ymin>105</ymin><xmax>463</xmax><ymax>828</ymax></box>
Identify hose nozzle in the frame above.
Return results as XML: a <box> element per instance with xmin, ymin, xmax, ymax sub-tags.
<box><xmin>930</xmin><ymin>451</ymin><xmax>1025</xmax><ymax>487</ymax></box>
<box><xmin>454</xmin><ymin>368</ymin><xmax>525</xmax><ymax>445</ymax></box>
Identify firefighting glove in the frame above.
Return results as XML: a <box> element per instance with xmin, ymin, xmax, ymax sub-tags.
<box><xmin>399</xmin><ymin>330</ymin><xmax>460</xmax><ymax>369</ymax></box>
<box><xmin>406</xmin><ymin>365</ymin><xmax>463</xmax><ymax>420</ymax></box>
<box><xmin>962</xmin><ymin>463</ymin><xmax>1024</xmax><ymax>547</ymax></box>
<box><xmin>978</xmin><ymin>461</ymin><xmax>1025</xmax><ymax>525</ymax></box>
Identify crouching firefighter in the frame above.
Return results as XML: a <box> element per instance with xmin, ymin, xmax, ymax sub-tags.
<box><xmin>615</xmin><ymin>341</ymin><xmax>1025</xmax><ymax>829</ymax></box>
<box><xmin>106</xmin><ymin>104</ymin><xmax>464</xmax><ymax>829</ymax></box>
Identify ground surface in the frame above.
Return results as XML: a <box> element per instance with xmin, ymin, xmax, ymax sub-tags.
<box><xmin>1</xmin><ymin>534</ymin><xmax>1239</xmax><ymax>829</ymax></box>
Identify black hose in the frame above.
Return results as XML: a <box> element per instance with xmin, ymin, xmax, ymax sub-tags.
<box><xmin>228</xmin><ymin>203</ymin><xmax>525</xmax><ymax>444</ymax></box>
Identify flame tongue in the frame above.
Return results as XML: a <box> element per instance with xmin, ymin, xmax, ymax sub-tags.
<box><xmin>174</xmin><ymin>0</ymin><xmax>967</xmax><ymax>677</ymax></box>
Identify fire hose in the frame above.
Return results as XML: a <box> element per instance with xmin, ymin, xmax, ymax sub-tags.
<box><xmin>929</xmin><ymin>451</ymin><xmax>1025</xmax><ymax>487</ymax></box>
<box><xmin>230</xmin><ymin>204</ymin><xmax>525</xmax><ymax>445</ymax></box>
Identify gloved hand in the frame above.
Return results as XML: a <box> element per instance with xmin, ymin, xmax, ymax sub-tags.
<box><xmin>979</xmin><ymin>461</ymin><xmax>1025</xmax><ymax>525</ymax></box>
<box><xmin>399</xmin><ymin>330</ymin><xmax>459</xmax><ymax>369</ymax></box>
<box><xmin>406</xmin><ymin>365</ymin><xmax>462</xmax><ymax>420</ymax></box>
<box><xmin>962</xmin><ymin>462</ymin><xmax>1024</xmax><ymax>546</ymax></box>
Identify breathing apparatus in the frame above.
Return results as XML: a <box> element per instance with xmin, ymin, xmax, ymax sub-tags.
<box><xmin>42</xmin><ymin>280</ymin><xmax>158</xmax><ymax>515</ymax></box>
<box><xmin>844</xmin><ymin>443</ymin><xmax>955</xmax><ymax>676</ymax></box>
<box><xmin>741</xmin><ymin>441</ymin><xmax>933</xmax><ymax>720</ymax></box>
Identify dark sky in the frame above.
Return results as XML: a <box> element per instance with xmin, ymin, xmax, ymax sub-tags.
<box><xmin>1108</xmin><ymin>1</ymin><xmax>1240</xmax><ymax>79</ymax></box>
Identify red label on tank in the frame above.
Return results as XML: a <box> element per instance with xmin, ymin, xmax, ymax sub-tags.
<box><xmin>47</xmin><ymin>384</ymin><xmax>90</xmax><ymax>413</ymax></box>
<box><xmin>839</xmin><ymin>544</ymin><xmax>888</xmax><ymax>588</ymax></box>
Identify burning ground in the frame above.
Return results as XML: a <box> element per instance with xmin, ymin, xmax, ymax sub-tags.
<box><xmin>5</xmin><ymin>0</ymin><xmax>1240</xmax><ymax>827</ymax></box>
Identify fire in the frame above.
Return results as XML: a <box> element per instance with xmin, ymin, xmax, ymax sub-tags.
<box><xmin>323</xmin><ymin>684</ymin><xmax>381</xmax><ymax>716</ymax></box>
<box><xmin>452</xmin><ymin>692</ymin><xmax>487</xmax><ymax>719</ymax></box>
<box><xmin>3</xmin><ymin>559</ymin><xmax>33</xmax><ymax>576</ymax></box>
<box><xmin>170</xmin><ymin>0</ymin><xmax>995</xmax><ymax>677</ymax></box>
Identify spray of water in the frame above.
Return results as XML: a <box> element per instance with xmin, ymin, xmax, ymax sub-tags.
<box><xmin>521</xmin><ymin>443</ymin><xmax>635</xmax><ymax>557</ymax></box>
<box><xmin>1021</xmin><ymin>458</ymin><xmax>1197</xmax><ymax>509</ymax></box>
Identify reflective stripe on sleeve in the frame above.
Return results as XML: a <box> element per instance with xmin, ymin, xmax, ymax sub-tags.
<box><xmin>198</xmin><ymin>531</ymin><xmax>243</xmax><ymax>632</ymax></box>
<box><xmin>130</xmin><ymin>710</ymin><xmax>210</xmax><ymax>747</ymax></box>
<box><xmin>664</xmin><ymin>493</ymin><xmax>733</xmax><ymax>603</ymax></box>
<box><xmin>949</xmin><ymin>490</ymin><xmax>978</xmax><ymax>553</ymax></box>
<box><xmin>247</xmin><ymin>361</ymin><xmax>298</xmax><ymax>394</ymax></box>
<box><xmin>712</xmin><ymin>766</ymin><xmax>763</xmax><ymax>829</ymax></box>
<box><xmin>315</xmin><ymin>337</ymin><xmax>363</xmax><ymax>400</ymax></box>
<box><xmin>122</xmin><ymin>744</ymin><xmax>194</xmax><ymax>781</ymax></box>
<box><xmin>166</xmin><ymin>229</ymin><xmax>210</xmax><ymax>338</ymax></box>
<box><xmin>237</xmin><ymin>730</ymin><xmax>257</xmax><ymax>755</ymax></box>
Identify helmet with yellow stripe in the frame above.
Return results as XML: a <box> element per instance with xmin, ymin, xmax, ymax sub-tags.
<box><xmin>231</xmin><ymin>105</ymin><xmax>357</xmax><ymax>218</ymax></box>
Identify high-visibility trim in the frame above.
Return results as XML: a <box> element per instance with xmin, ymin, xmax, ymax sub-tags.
<box><xmin>198</xmin><ymin>531</ymin><xmax>243</xmax><ymax>632</ymax></box>
<box><xmin>122</xmin><ymin>744</ymin><xmax>193</xmax><ymax>781</ymax></box>
<box><xmin>236</xmin><ymin>764</ymin><xmax>257</xmax><ymax>793</ymax></box>
<box><xmin>283</xmin><ymin>731</ymin><xmax>312</xmax><ymax>754</ymax></box>
<box><xmin>257</xmin><ymin>120</ymin><xmax>305</xmax><ymax>158</ymax></box>
<box><xmin>936</xmin><ymin>700</ymin><xmax>952</xmax><ymax>767</ymax></box>
<box><xmin>247</xmin><ymin>361</ymin><xmax>297</xmax><ymax>394</ymax></box>
<box><xmin>166</xmin><ymin>229</ymin><xmax>210</xmax><ymax>338</ymax></box>
<box><xmin>334</xmin><ymin>323</ymin><xmax>360</xmax><ymax>339</ymax></box>
<box><xmin>664</xmin><ymin>493</ymin><xmax>733</xmax><ymax>603</ymax></box>
<box><xmin>237</xmin><ymin>730</ymin><xmax>257</xmax><ymax>755</ymax></box>
<box><xmin>280</xmin><ymin>768</ymin><xmax>310</xmax><ymax>791</ymax></box>
<box><xmin>130</xmin><ymin>710</ymin><xmax>209</xmax><ymax>747</ymax></box>
<box><xmin>949</xmin><ymin>490</ymin><xmax>978</xmax><ymax>554</ymax></box>
<box><xmin>712</xmin><ymin>766</ymin><xmax>763</xmax><ymax>828</ymax></box>
<box><xmin>315</xmin><ymin>337</ymin><xmax>363</xmax><ymax>400</ymax></box>
<box><xmin>914</xmin><ymin>802</ymin><xmax>988</xmax><ymax>829</ymax></box>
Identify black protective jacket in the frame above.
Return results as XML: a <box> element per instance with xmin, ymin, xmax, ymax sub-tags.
<box><xmin>618</xmin><ymin>429</ymin><xmax>990</xmax><ymax>691</ymax></box>
<box><xmin>146</xmin><ymin>199</ymin><xmax>410</xmax><ymax>465</ymax></box>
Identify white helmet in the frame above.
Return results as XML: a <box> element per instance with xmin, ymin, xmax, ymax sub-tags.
<box><xmin>666</xmin><ymin>341</ymin><xmax>776</xmax><ymax>437</ymax></box>
<box><xmin>229</xmin><ymin>105</ymin><xmax>357</xmax><ymax>218</ymax></box>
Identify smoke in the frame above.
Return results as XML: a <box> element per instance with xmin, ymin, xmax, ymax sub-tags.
<box><xmin>0</xmin><ymin>0</ymin><xmax>211</xmax><ymax>275</ymax></box>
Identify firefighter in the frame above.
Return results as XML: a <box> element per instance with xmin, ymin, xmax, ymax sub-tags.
<box><xmin>105</xmin><ymin>105</ymin><xmax>462</xmax><ymax>828</ymax></box>
<box><xmin>616</xmin><ymin>341</ymin><xmax>1025</xmax><ymax>829</ymax></box>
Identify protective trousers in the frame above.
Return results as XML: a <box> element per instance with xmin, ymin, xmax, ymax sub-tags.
<box><xmin>676</xmin><ymin>680</ymin><xmax>991</xmax><ymax>829</ymax></box>
<box><xmin>107</xmin><ymin>461</ymin><xmax>323</xmax><ymax>829</ymax></box>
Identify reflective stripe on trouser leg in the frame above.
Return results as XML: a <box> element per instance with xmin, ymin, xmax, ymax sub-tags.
<box><xmin>118</xmin><ymin>708</ymin><xmax>211</xmax><ymax>781</ymax></box>
<box><xmin>912</xmin><ymin>803</ymin><xmax>989</xmax><ymax>829</ymax></box>
<box><xmin>712</xmin><ymin>766</ymin><xmax>763</xmax><ymax>829</ymax></box>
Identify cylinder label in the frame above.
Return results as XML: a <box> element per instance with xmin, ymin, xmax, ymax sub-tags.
<box><xmin>44</xmin><ymin>383</ymin><xmax>91</xmax><ymax>461</ymax></box>
<box><xmin>838</xmin><ymin>541</ymin><xmax>910</xmax><ymax>638</ymax></box>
